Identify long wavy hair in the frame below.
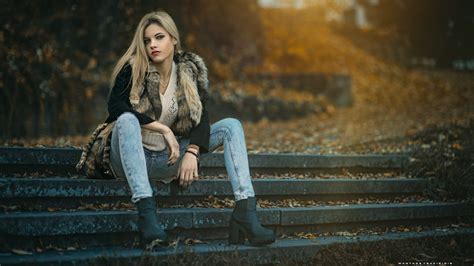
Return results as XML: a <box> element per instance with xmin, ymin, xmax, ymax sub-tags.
<box><xmin>109</xmin><ymin>10</ymin><xmax>182</xmax><ymax>94</ymax></box>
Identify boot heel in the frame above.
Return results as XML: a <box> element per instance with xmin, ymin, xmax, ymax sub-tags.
<box><xmin>228</xmin><ymin>219</ymin><xmax>245</xmax><ymax>244</ymax></box>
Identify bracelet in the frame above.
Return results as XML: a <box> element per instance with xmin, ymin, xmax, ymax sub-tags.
<box><xmin>186</xmin><ymin>150</ymin><xmax>199</xmax><ymax>161</ymax></box>
<box><xmin>187</xmin><ymin>144</ymin><xmax>200</xmax><ymax>152</ymax></box>
<box><xmin>187</xmin><ymin>144</ymin><xmax>200</xmax><ymax>155</ymax></box>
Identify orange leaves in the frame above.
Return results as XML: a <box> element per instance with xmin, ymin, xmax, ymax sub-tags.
<box><xmin>248</xmin><ymin>7</ymin><xmax>474</xmax><ymax>156</ymax></box>
<box><xmin>295</xmin><ymin>232</ymin><xmax>318</xmax><ymax>239</ymax></box>
<box><xmin>451</xmin><ymin>143</ymin><xmax>463</xmax><ymax>150</ymax></box>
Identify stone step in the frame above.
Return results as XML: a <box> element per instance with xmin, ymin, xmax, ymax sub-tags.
<box><xmin>0</xmin><ymin>178</ymin><xmax>428</xmax><ymax>210</ymax></box>
<box><xmin>1</xmin><ymin>202</ymin><xmax>472</xmax><ymax>251</ymax></box>
<box><xmin>1</xmin><ymin>228</ymin><xmax>472</xmax><ymax>266</ymax></box>
<box><xmin>0</xmin><ymin>147</ymin><xmax>410</xmax><ymax>175</ymax></box>
<box><xmin>3</xmin><ymin>202</ymin><xmax>469</xmax><ymax>235</ymax></box>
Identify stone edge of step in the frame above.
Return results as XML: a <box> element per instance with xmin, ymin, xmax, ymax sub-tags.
<box><xmin>0</xmin><ymin>202</ymin><xmax>471</xmax><ymax>236</ymax></box>
<box><xmin>0</xmin><ymin>178</ymin><xmax>429</xmax><ymax>198</ymax></box>
<box><xmin>1</xmin><ymin>227</ymin><xmax>472</xmax><ymax>265</ymax></box>
<box><xmin>0</xmin><ymin>147</ymin><xmax>411</xmax><ymax>168</ymax></box>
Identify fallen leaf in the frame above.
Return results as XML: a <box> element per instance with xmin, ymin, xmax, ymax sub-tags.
<box><xmin>145</xmin><ymin>238</ymin><xmax>166</xmax><ymax>250</ymax></box>
<box><xmin>449</xmin><ymin>239</ymin><xmax>457</xmax><ymax>247</ymax></box>
<box><xmin>184</xmin><ymin>238</ymin><xmax>206</xmax><ymax>245</ymax></box>
<box><xmin>418</xmin><ymin>253</ymin><xmax>435</xmax><ymax>259</ymax></box>
<box><xmin>11</xmin><ymin>249</ymin><xmax>33</xmax><ymax>255</ymax></box>
<box><xmin>451</xmin><ymin>143</ymin><xmax>463</xmax><ymax>150</ymax></box>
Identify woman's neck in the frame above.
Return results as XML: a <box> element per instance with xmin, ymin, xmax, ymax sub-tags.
<box><xmin>152</xmin><ymin>55</ymin><xmax>173</xmax><ymax>80</ymax></box>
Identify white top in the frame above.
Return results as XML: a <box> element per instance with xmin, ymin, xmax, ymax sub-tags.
<box><xmin>158</xmin><ymin>61</ymin><xmax>178</xmax><ymax>127</ymax></box>
<box><xmin>141</xmin><ymin>61</ymin><xmax>178</xmax><ymax>152</ymax></box>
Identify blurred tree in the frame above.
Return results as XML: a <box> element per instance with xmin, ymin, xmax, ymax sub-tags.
<box><xmin>182</xmin><ymin>0</ymin><xmax>263</xmax><ymax>78</ymax></box>
<box><xmin>0</xmin><ymin>0</ymin><xmax>263</xmax><ymax>138</ymax></box>
<box><xmin>355</xmin><ymin>0</ymin><xmax>474</xmax><ymax>68</ymax></box>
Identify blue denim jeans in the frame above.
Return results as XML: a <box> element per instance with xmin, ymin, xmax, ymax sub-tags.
<box><xmin>110</xmin><ymin>112</ymin><xmax>255</xmax><ymax>203</ymax></box>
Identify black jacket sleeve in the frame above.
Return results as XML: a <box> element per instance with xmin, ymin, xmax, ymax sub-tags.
<box><xmin>188</xmin><ymin>97</ymin><xmax>210</xmax><ymax>154</ymax></box>
<box><xmin>106</xmin><ymin>64</ymin><xmax>154</xmax><ymax>125</ymax></box>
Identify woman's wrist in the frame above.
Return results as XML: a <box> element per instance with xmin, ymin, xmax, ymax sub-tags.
<box><xmin>187</xmin><ymin>144</ymin><xmax>200</xmax><ymax>153</ymax></box>
<box><xmin>185</xmin><ymin>150</ymin><xmax>199</xmax><ymax>161</ymax></box>
<box><xmin>160</xmin><ymin>125</ymin><xmax>172</xmax><ymax>134</ymax></box>
<box><xmin>142</xmin><ymin>121</ymin><xmax>171</xmax><ymax>134</ymax></box>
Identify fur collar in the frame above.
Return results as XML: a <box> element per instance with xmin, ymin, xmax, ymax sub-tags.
<box><xmin>129</xmin><ymin>51</ymin><xmax>209</xmax><ymax>136</ymax></box>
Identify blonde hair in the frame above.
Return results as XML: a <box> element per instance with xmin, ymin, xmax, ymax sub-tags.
<box><xmin>109</xmin><ymin>10</ymin><xmax>182</xmax><ymax>93</ymax></box>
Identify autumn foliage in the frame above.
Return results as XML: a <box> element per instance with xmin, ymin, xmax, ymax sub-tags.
<box><xmin>1</xmin><ymin>1</ymin><xmax>473</xmax><ymax>157</ymax></box>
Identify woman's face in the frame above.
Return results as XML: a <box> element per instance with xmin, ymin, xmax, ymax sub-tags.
<box><xmin>143</xmin><ymin>23</ymin><xmax>175</xmax><ymax>65</ymax></box>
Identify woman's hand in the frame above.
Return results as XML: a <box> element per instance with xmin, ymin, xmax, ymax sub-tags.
<box><xmin>177</xmin><ymin>152</ymin><xmax>198</xmax><ymax>187</ymax></box>
<box><xmin>141</xmin><ymin>122</ymin><xmax>179</xmax><ymax>165</ymax></box>
<box><xmin>162</xmin><ymin>128</ymin><xmax>180</xmax><ymax>166</ymax></box>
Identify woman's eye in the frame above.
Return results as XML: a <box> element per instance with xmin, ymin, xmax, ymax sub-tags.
<box><xmin>144</xmin><ymin>39</ymin><xmax>150</xmax><ymax>44</ymax></box>
<box><xmin>157</xmin><ymin>35</ymin><xmax>164</xmax><ymax>40</ymax></box>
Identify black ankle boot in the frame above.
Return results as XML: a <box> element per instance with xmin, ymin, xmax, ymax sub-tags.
<box><xmin>228</xmin><ymin>197</ymin><xmax>276</xmax><ymax>245</ymax></box>
<box><xmin>136</xmin><ymin>197</ymin><xmax>169</xmax><ymax>245</ymax></box>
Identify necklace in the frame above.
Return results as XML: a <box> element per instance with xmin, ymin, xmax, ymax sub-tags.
<box><xmin>159</xmin><ymin>75</ymin><xmax>171</xmax><ymax>94</ymax></box>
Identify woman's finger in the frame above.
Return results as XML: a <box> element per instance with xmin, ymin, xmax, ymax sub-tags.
<box><xmin>183</xmin><ymin>169</ymin><xmax>189</xmax><ymax>187</ymax></box>
<box><xmin>178</xmin><ymin>161</ymin><xmax>185</xmax><ymax>186</ymax></box>
<box><xmin>175</xmin><ymin>153</ymin><xmax>180</xmax><ymax>164</ymax></box>
<box><xmin>164</xmin><ymin>131</ymin><xmax>180</xmax><ymax>165</ymax></box>
<box><xmin>189</xmin><ymin>170</ymin><xmax>194</xmax><ymax>186</ymax></box>
<box><xmin>179</xmin><ymin>168</ymin><xmax>185</xmax><ymax>186</ymax></box>
<box><xmin>186</xmin><ymin>169</ymin><xmax>193</xmax><ymax>187</ymax></box>
<box><xmin>181</xmin><ymin>169</ymin><xmax>188</xmax><ymax>187</ymax></box>
<box><xmin>169</xmin><ymin>148</ymin><xmax>179</xmax><ymax>165</ymax></box>
<box><xmin>194</xmin><ymin>167</ymin><xmax>199</xmax><ymax>180</ymax></box>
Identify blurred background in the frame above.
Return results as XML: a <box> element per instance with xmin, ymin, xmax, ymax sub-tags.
<box><xmin>1</xmin><ymin>0</ymin><xmax>473</xmax><ymax>154</ymax></box>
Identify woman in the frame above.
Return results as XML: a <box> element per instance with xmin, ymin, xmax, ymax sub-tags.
<box><xmin>78</xmin><ymin>10</ymin><xmax>276</xmax><ymax>247</ymax></box>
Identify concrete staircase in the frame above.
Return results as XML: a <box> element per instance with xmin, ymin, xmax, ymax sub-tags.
<box><xmin>0</xmin><ymin>147</ymin><xmax>472</xmax><ymax>265</ymax></box>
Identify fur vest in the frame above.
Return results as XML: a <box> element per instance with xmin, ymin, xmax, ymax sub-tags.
<box><xmin>76</xmin><ymin>51</ymin><xmax>209</xmax><ymax>179</ymax></box>
<box><xmin>130</xmin><ymin>50</ymin><xmax>209</xmax><ymax>136</ymax></box>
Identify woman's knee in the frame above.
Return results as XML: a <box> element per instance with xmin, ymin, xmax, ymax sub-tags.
<box><xmin>115</xmin><ymin>112</ymin><xmax>141</xmax><ymax>136</ymax></box>
<box><xmin>220</xmin><ymin>117</ymin><xmax>243</xmax><ymax>132</ymax></box>
<box><xmin>116</xmin><ymin>112</ymin><xmax>139</xmax><ymax>126</ymax></box>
